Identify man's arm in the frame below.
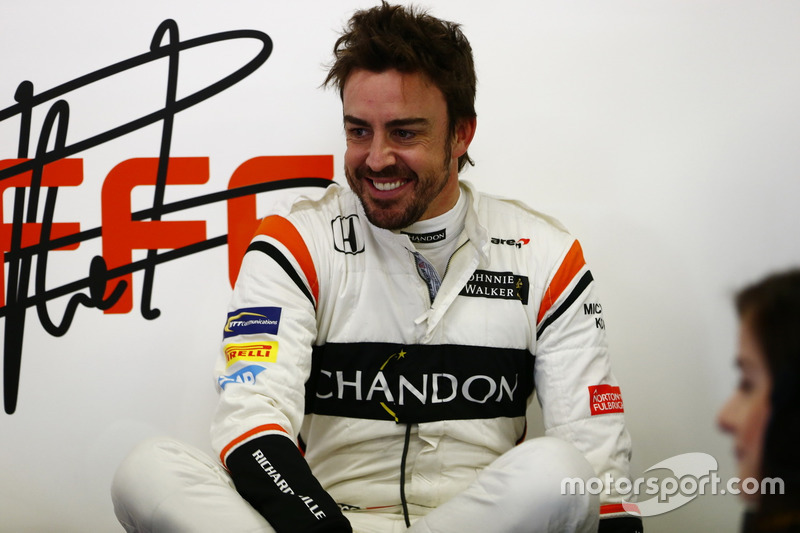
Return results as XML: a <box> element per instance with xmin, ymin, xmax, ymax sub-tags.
<box><xmin>212</xmin><ymin>214</ymin><xmax>350</xmax><ymax>532</ymax></box>
<box><xmin>533</xmin><ymin>239</ymin><xmax>643</xmax><ymax>532</ymax></box>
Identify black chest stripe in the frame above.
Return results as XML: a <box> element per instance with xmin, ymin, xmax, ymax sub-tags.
<box><xmin>305</xmin><ymin>343</ymin><xmax>534</xmax><ymax>423</ymax></box>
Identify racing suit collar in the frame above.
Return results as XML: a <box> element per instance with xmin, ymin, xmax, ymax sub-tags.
<box><xmin>459</xmin><ymin>180</ymin><xmax>490</xmax><ymax>265</ymax></box>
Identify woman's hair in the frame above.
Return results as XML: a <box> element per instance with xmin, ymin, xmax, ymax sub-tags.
<box><xmin>736</xmin><ymin>268</ymin><xmax>800</xmax><ymax>529</ymax></box>
<box><xmin>324</xmin><ymin>1</ymin><xmax>477</xmax><ymax>172</ymax></box>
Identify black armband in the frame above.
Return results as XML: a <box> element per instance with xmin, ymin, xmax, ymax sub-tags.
<box><xmin>226</xmin><ymin>434</ymin><xmax>352</xmax><ymax>533</ymax></box>
<box><xmin>599</xmin><ymin>516</ymin><xmax>644</xmax><ymax>533</ymax></box>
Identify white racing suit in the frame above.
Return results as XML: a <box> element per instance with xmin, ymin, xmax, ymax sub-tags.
<box><xmin>211</xmin><ymin>180</ymin><xmax>641</xmax><ymax>532</ymax></box>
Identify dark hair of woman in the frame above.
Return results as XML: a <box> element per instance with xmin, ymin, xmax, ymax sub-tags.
<box><xmin>736</xmin><ymin>269</ymin><xmax>800</xmax><ymax>532</ymax></box>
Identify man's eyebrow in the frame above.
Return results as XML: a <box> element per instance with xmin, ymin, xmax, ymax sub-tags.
<box><xmin>343</xmin><ymin>115</ymin><xmax>430</xmax><ymax>128</ymax></box>
<box><xmin>343</xmin><ymin>115</ymin><xmax>369</xmax><ymax>126</ymax></box>
<box><xmin>386</xmin><ymin>117</ymin><xmax>429</xmax><ymax>128</ymax></box>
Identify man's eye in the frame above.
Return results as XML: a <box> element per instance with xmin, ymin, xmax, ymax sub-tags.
<box><xmin>347</xmin><ymin>127</ymin><xmax>368</xmax><ymax>137</ymax></box>
<box><xmin>394</xmin><ymin>129</ymin><xmax>415</xmax><ymax>139</ymax></box>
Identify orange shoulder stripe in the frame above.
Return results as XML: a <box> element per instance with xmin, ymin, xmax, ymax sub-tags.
<box><xmin>537</xmin><ymin>240</ymin><xmax>586</xmax><ymax>325</ymax></box>
<box><xmin>255</xmin><ymin>215</ymin><xmax>319</xmax><ymax>305</ymax></box>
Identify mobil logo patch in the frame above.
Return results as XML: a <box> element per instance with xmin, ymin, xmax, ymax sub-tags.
<box><xmin>224</xmin><ymin>307</ymin><xmax>282</xmax><ymax>338</ymax></box>
<box><xmin>218</xmin><ymin>365</ymin><xmax>267</xmax><ymax>390</ymax></box>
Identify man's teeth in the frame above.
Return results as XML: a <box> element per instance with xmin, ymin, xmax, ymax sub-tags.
<box><xmin>373</xmin><ymin>180</ymin><xmax>405</xmax><ymax>191</ymax></box>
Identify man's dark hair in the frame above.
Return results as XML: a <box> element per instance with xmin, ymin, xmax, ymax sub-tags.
<box><xmin>736</xmin><ymin>268</ymin><xmax>800</xmax><ymax>531</ymax></box>
<box><xmin>324</xmin><ymin>1</ymin><xmax>477</xmax><ymax>171</ymax></box>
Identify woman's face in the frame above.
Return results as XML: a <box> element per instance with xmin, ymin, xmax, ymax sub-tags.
<box><xmin>717</xmin><ymin>317</ymin><xmax>772</xmax><ymax>498</ymax></box>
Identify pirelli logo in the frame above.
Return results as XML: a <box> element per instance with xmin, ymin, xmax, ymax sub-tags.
<box><xmin>225</xmin><ymin>342</ymin><xmax>278</xmax><ymax>367</ymax></box>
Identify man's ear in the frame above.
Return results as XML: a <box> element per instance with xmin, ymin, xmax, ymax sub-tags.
<box><xmin>452</xmin><ymin>116</ymin><xmax>477</xmax><ymax>159</ymax></box>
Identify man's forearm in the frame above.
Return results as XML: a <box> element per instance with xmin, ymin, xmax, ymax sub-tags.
<box><xmin>226</xmin><ymin>434</ymin><xmax>351</xmax><ymax>533</ymax></box>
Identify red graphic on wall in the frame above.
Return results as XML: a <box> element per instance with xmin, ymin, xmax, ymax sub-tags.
<box><xmin>0</xmin><ymin>19</ymin><xmax>333</xmax><ymax>414</ymax></box>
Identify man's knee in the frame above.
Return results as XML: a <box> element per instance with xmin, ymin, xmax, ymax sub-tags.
<box><xmin>112</xmin><ymin>438</ymin><xmax>182</xmax><ymax>496</ymax></box>
<box><xmin>111</xmin><ymin>437</ymin><xmax>273</xmax><ymax>533</ymax></box>
<box><xmin>410</xmin><ymin>437</ymin><xmax>599</xmax><ymax>533</ymax></box>
<box><xmin>491</xmin><ymin>437</ymin><xmax>595</xmax><ymax>483</ymax></box>
<box><xmin>111</xmin><ymin>438</ymin><xmax>205</xmax><ymax>530</ymax></box>
<box><xmin>487</xmin><ymin>437</ymin><xmax>599</xmax><ymax>528</ymax></box>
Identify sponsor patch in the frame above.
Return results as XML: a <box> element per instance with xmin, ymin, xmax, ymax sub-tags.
<box><xmin>589</xmin><ymin>384</ymin><xmax>624</xmax><ymax>415</ymax></box>
<box><xmin>225</xmin><ymin>342</ymin><xmax>278</xmax><ymax>367</ymax></box>
<box><xmin>331</xmin><ymin>214</ymin><xmax>365</xmax><ymax>254</ymax></box>
<box><xmin>224</xmin><ymin>307</ymin><xmax>282</xmax><ymax>338</ymax></box>
<box><xmin>459</xmin><ymin>270</ymin><xmax>529</xmax><ymax>304</ymax></box>
<box><xmin>306</xmin><ymin>342</ymin><xmax>533</xmax><ymax>423</ymax></box>
<box><xmin>218</xmin><ymin>365</ymin><xmax>267</xmax><ymax>390</ymax></box>
<box><xmin>403</xmin><ymin>229</ymin><xmax>446</xmax><ymax>244</ymax></box>
<box><xmin>490</xmin><ymin>237</ymin><xmax>530</xmax><ymax>248</ymax></box>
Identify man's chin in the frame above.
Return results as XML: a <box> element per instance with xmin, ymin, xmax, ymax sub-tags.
<box><xmin>362</xmin><ymin>204</ymin><xmax>416</xmax><ymax>231</ymax></box>
<box><xmin>364</xmin><ymin>211</ymin><xmax>407</xmax><ymax>230</ymax></box>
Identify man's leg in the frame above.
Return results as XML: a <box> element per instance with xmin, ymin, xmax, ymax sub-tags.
<box><xmin>408</xmin><ymin>436</ymin><xmax>599</xmax><ymax>533</ymax></box>
<box><xmin>111</xmin><ymin>437</ymin><xmax>274</xmax><ymax>533</ymax></box>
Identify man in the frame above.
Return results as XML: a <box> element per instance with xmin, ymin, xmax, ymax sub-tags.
<box><xmin>112</xmin><ymin>3</ymin><xmax>642</xmax><ymax>532</ymax></box>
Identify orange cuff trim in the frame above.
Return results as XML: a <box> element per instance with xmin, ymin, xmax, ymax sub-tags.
<box><xmin>601</xmin><ymin>503</ymin><xmax>641</xmax><ymax>517</ymax></box>
<box><xmin>537</xmin><ymin>240</ymin><xmax>586</xmax><ymax>325</ymax></box>
<box><xmin>256</xmin><ymin>215</ymin><xmax>319</xmax><ymax>304</ymax></box>
<box><xmin>220</xmin><ymin>423</ymin><xmax>288</xmax><ymax>466</ymax></box>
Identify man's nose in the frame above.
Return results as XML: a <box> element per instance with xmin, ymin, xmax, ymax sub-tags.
<box><xmin>365</xmin><ymin>135</ymin><xmax>396</xmax><ymax>172</ymax></box>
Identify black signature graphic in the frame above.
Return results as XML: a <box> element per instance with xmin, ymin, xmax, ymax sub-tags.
<box><xmin>0</xmin><ymin>19</ymin><xmax>331</xmax><ymax>414</ymax></box>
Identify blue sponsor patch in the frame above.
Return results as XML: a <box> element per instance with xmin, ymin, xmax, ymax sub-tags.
<box><xmin>223</xmin><ymin>307</ymin><xmax>282</xmax><ymax>338</ymax></box>
<box><xmin>218</xmin><ymin>365</ymin><xmax>267</xmax><ymax>390</ymax></box>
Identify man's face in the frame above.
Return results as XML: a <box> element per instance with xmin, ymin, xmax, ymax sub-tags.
<box><xmin>342</xmin><ymin>68</ymin><xmax>473</xmax><ymax>230</ymax></box>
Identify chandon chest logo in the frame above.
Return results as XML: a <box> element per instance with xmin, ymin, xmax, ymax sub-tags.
<box><xmin>459</xmin><ymin>270</ymin><xmax>529</xmax><ymax>305</ymax></box>
<box><xmin>331</xmin><ymin>215</ymin><xmax>365</xmax><ymax>255</ymax></box>
<box><xmin>306</xmin><ymin>342</ymin><xmax>533</xmax><ymax>424</ymax></box>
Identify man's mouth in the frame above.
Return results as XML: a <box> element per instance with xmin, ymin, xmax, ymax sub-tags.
<box><xmin>371</xmin><ymin>179</ymin><xmax>407</xmax><ymax>191</ymax></box>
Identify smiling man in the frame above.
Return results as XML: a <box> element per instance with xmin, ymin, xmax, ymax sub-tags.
<box><xmin>341</xmin><ymin>68</ymin><xmax>472</xmax><ymax>230</ymax></box>
<box><xmin>112</xmin><ymin>3</ymin><xmax>642</xmax><ymax>533</ymax></box>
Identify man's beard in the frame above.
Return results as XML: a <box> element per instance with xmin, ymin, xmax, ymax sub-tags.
<box><xmin>346</xmin><ymin>144</ymin><xmax>453</xmax><ymax>231</ymax></box>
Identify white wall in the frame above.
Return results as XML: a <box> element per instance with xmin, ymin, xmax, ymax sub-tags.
<box><xmin>1</xmin><ymin>2</ymin><xmax>798</xmax><ymax>531</ymax></box>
